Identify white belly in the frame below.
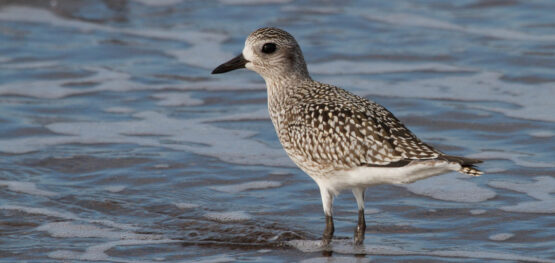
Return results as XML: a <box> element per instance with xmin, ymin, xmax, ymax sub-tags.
<box><xmin>312</xmin><ymin>160</ymin><xmax>461</xmax><ymax>195</ymax></box>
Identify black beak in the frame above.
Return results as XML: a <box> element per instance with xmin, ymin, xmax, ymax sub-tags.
<box><xmin>211</xmin><ymin>54</ymin><xmax>248</xmax><ymax>74</ymax></box>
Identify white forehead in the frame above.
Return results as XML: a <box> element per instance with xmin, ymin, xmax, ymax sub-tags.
<box><xmin>242</xmin><ymin>38</ymin><xmax>256</xmax><ymax>62</ymax></box>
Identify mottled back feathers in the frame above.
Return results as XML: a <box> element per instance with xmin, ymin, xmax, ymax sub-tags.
<box><xmin>275</xmin><ymin>82</ymin><xmax>442</xmax><ymax>169</ymax></box>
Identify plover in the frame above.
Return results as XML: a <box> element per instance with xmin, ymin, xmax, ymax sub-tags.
<box><xmin>212</xmin><ymin>27</ymin><xmax>482</xmax><ymax>246</ymax></box>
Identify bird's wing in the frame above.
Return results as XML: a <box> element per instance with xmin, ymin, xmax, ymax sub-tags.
<box><xmin>284</xmin><ymin>86</ymin><xmax>441</xmax><ymax>168</ymax></box>
<box><xmin>365</xmin><ymin>101</ymin><xmax>442</xmax><ymax>161</ymax></box>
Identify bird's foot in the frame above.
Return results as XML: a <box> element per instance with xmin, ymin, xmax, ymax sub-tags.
<box><xmin>322</xmin><ymin>234</ymin><xmax>332</xmax><ymax>246</ymax></box>
<box><xmin>353</xmin><ymin>227</ymin><xmax>365</xmax><ymax>246</ymax></box>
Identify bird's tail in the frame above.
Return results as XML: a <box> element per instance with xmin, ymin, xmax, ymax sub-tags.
<box><xmin>440</xmin><ymin>155</ymin><xmax>483</xmax><ymax>176</ymax></box>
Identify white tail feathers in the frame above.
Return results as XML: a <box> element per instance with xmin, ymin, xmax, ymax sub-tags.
<box><xmin>440</xmin><ymin>155</ymin><xmax>483</xmax><ymax>177</ymax></box>
<box><xmin>460</xmin><ymin>166</ymin><xmax>483</xmax><ymax>176</ymax></box>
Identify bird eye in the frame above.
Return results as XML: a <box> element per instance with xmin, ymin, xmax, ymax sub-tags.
<box><xmin>261</xmin><ymin>43</ymin><xmax>277</xmax><ymax>54</ymax></box>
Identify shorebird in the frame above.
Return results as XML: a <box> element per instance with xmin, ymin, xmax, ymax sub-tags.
<box><xmin>212</xmin><ymin>27</ymin><xmax>482</xmax><ymax>246</ymax></box>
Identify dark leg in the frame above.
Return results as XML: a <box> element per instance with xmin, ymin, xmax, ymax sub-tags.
<box><xmin>323</xmin><ymin>215</ymin><xmax>334</xmax><ymax>245</ymax></box>
<box><xmin>352</xmin><ymin>187</ymin><xmax>366</xmax><ymax>245</ymax></box>
<box><xmin>354</xmin><ymin>208</ymin><xmax>366</xmax><ymax>245</ymax></box>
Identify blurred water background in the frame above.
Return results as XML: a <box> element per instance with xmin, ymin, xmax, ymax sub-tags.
<box><xmin>0</xmin><ymin>0</ymin><xmax>554</xmax><ymax>262</ymax></box>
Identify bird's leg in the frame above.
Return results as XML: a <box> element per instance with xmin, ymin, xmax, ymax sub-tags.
<box><xmin>354</xmin><ymin>208</ymin><xmax>366</xmax><ymax>245</ymax></box>
<box><xmin>320</xmin><ymin>187</ymin><xmax>334</xmax><ymax>246</ymax></box>
<box><xmin>352</xmin><ymin>187</ymin><xmax>366</xmax><ymax>245</ymax></box>
<box><xmin>323</xmin><ymin>214</ymin><xmax>334</xmax><ymax>245</ymax></box>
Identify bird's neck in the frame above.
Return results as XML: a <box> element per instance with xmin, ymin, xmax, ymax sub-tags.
<box><xmin>265</xmin><ymin>74</ymin><xmax>311</xmax><ymax>108</ymax></box>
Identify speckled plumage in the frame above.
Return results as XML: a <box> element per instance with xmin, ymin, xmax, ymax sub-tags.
<box><xmin>245</xmin><ymin>28</ymin><xmax>482</xmax><ymax>178</ymax></box>
<box><xmin>213</xmin><ymin>27</ymin><xmax>483</xmax><ymax>245</ymax></box>
<box><xmin>270</xmin><ymin>80</ymin><xmax>441</xmax><ymax>174</ymax></box>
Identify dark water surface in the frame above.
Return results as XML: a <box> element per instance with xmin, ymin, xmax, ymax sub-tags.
<box><xmin>1</xmin><ymin>0</ymin><xmax>554</xmax><ymax>262</ymax></box>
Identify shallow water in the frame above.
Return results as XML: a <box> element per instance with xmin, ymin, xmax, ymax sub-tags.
<box><xmin>1</xmin><ymin>0</ymin><xmax>554</xmax><ymax>262</ymax></box>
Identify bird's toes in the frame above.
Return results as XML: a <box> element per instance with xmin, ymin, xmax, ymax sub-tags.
<box><xmin>353</xmin><ymin>236</ymin><xmax>364</xmax><ymax>246</ymax></box>
<box><xmin>322</xmin><ymin>234</ymin><xmax>333</xmax><ymax>246</ymax></box>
